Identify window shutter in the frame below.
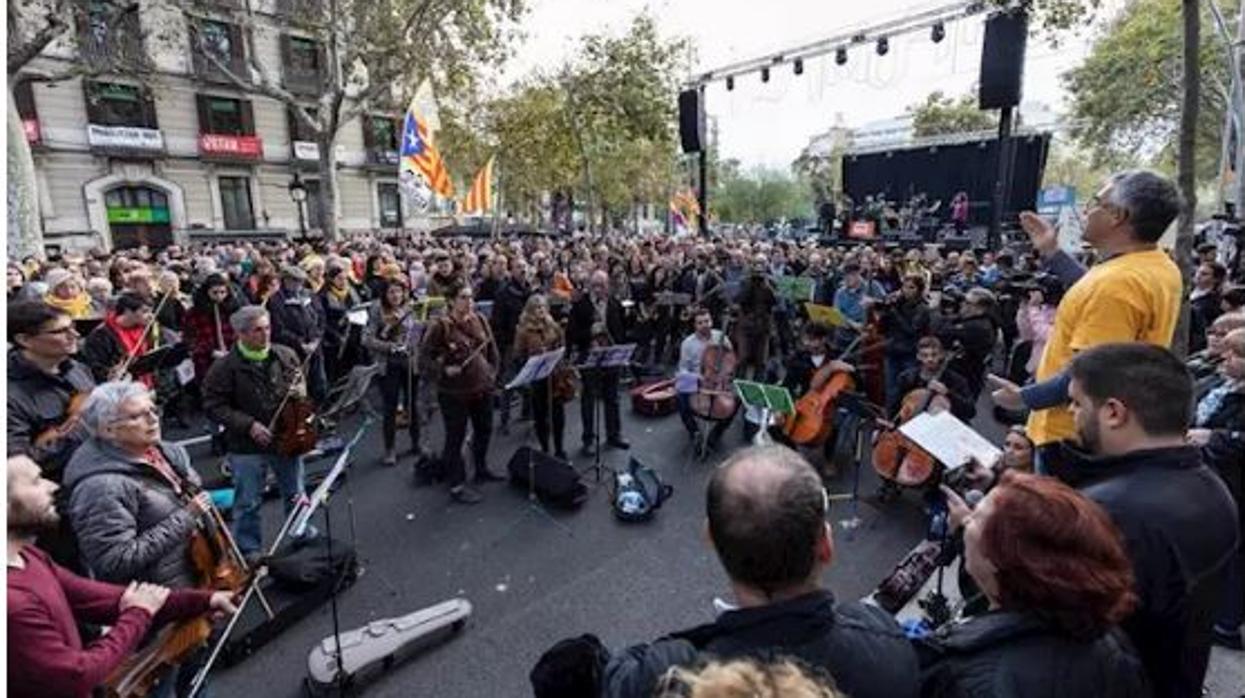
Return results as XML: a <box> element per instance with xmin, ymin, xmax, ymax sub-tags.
<box><xmin>230</xmin><ymin>23</ymin><xmax>245</xmax><ymax>65</ymax></box>
<box><xmin>361</xmin><ymin>114</ymin><xmax>375</xmax><ymax>150</ymax></box>
<box><xmin>287</xmin><ymin>106</ymin><xmax>298</xmax><ymax>142</ymax></box>
<box><xmin>240</xmin><ymin>99</ymin><xmax>255</xmax><ymax>136</ymax></box>
<box><xmin>142</xmin><ymin>88</ymin><xmax>158</xmax><ymax>129</ymax></box>
<box><xmin>195</xmin><ymin>93</ymin><xmax>211</xmax><ymax>133</ymax></box>
<box><xmin>280</xmin><ymin>34</ymin><xmax>291</xmax><ymax>80</ymax></box>
<box><xmin>83</xmin><ymin>81</ymin><xmax>101</xmax><ymax>124</ymax></box>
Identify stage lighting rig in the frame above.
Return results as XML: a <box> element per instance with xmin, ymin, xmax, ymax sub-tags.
<box><xmin>876</xmin><ymin>37</ymin><xmax>889</xmax><ymax>55</ymax></box>
<box><xmin>835</xmin><ymin>47</ymin><xmax>848</xmax><ymax>65</ymax></box>
<box><xmin>931</xmin><ymin>22</ymin><xmax>945</xmax><ymax>42</ymax></box>
<box><xmin>794</xmin><ymin>58</ymin><xmax>804</xmax><ymax>75</ymax></box>
<box><xmin>761</xmin><ymin>66</ymin><xmax>770</xmax><ymax>82</ymax></box>
<box><xmin>726</xmin><ymin>76</ymin><xmax>734</xmax><ymax>90</ymax></box>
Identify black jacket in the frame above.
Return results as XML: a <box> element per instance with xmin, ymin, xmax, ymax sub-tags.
<box><xmin>890</xmin><ymin>367</ymin><xmax>976</xmax><ymax>423</ymax></box>
<box><xmin>918</xmin><ymin>611</ymin><xmax>1149</xmax><ymax>698</ymax></box>
<box><xmin>1057</xmin><ymin>446</ymin><xmax>1239</xmax><ymax>698</ymax></box>
<box><xmin>603</xmin><ymin>590</ymin><xmax>918</xmax><ymax>698</ymax></box>
<box><xmin>79</xmin><ymin>322</ymin><xmax>167</xmax><ymax>384</ymax></box>
<box><xmin>1189</xmin><ymin>291</ymin><xmax>1221</xmax><ymax>353</ymax></box>
<box><xmin>880</xmin><ymin>298</ymin><xmax>932</xmax><ymax>359</ymax></box>
<box><xmin>267</xmin><ymin>288</ymin><xmax>323</xmax><ymax>359</ymax></box>
<box><xmin>568</xmin><ymin>294</ymin><xmax>627</xmax><ymax>357</ymax></box>
<box><xmin>491</xmin><ymin>279</ymin><xmax>531</xmax><ymax>351</ymax></box>
<box><xmin>201</xmin><ymin>344</ymin><xmax>303</xmax><ymax>454</ymax></box>
<box><xmin>937</xmin><ymin>314</ymin><xmax>996</xmax><ymax>396</ymax></box>
<box><xmin>6</xmin><ymin>350</ymin><xmax>96</xmax><ymax>477</ymax></box>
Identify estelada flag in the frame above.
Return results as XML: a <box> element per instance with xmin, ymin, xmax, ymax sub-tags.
<box><xmin>399</xmin><ymin>90</ymin><xmax>453</xmax><ymax>199</ymax></box>
<box><xmin>459</xmin><ymin>156</ymin><xmax>494</xmax><ymax>214</ymax></box>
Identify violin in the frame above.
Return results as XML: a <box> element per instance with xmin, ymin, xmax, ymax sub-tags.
<box><xmin>689</xmin><ymin>318</ymin><xmax>738</xmax><ymax>422</ymax></box>
<box><xmin>104</xmin><ymin>482</ymin><xmax>248</xmax><ymax>697</ymax></box>
<box><xmin>872</xmin><ymin>350</ymin><xmax>960</xmax><ymax>488</ymax></box>
<box><xmin>32</xmin><ymin>391</ymin><xmax>89</xmax><ymax>450</ymax></box>
<box><xmin>783</xmin><ymin>337</ymin><xmax>861</xmax><ymax>447</ymax></box>
<box><xmin>271</xmin><ymin>347</ymin><xmax>320</xmax><ymax>459</ymax></box>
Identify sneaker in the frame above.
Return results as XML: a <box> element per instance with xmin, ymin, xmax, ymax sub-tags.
<box><xmin>606</xmin><ymin>437</ymin><xmax>631</xmax><ymax>450</ymax></box>
<box><xmin>382</xmin><ymin>450</ymin><xmax>397</xmax><ymax>467</ymax></box>
<box><xmin>449</xmin><ymin>485</ymin><xmax>483</xmax><ymax>505</ymax></box>
<box><xmin>580</xmin><ymin>440</ymin><xmax>596</xmax><ymax>457</ymax></box>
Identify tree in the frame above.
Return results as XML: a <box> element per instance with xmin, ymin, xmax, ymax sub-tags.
<box><xmin>1062</xmin><ymin>0</ymin><xmax>1235</xmax><ymax>183</ymax></box>
<box><xmin>711</xmin><ymin>164</ymin><xmax>811</xmax><ymax>225</ymax></box>
<box><xmin>907</xmin><ymin>91</ymin><xmax>997</xmax><ymax>138</ymax></box>
<box><xmin>1041</xmin><ymin>141</ymin><xmax>1115</xmax><ymax>195</ymax></box>
<box><xmin>188</xmin><ymin>0</ymin><xmax>525</xmax><ymax>240</ymax></box>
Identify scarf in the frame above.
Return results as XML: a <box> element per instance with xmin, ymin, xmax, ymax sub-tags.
<box><xmin>327</xmin><ymin>284</ymin><xmax>352</xmax><ymax>303</ymax></box>
<box><xmin>44</xmin><ymin>291</ymin><xmax>93</xmax><ymax>319</ymax></box>
<box><xmin>105</xmin><ymin>312</ymin><xmax>150</xmax><ymax>357</ymax></box>
<box><xmin>237</xmin><ymin>342</ymin><xmax>271</xmax><ymax>362</ymax></box>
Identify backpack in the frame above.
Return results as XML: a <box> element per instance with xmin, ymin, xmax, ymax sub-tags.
<box><xmin>611</xmin><ymin>457</ymin><xmax>673</xmax><ymax>522</ymax></box>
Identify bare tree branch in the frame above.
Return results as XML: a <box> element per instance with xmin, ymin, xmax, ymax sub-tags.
<box><xmin>8</xmin><ymin>0</ymin><xmax>70</xmax><ymax>77</ymax></box>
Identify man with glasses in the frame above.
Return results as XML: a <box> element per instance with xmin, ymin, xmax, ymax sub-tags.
<box><xmin>601</xmin><ymin>446</ymin><xmax>918</xmax><ymax>698</ymax></box>
<box><xmin>202</xmin><ymin>305</ymin><xmax>311</xmax><ymax>556</ymax></box>
<box><xmin>62</xmin><ymin>381</ymin><xmax>224</xmax><ymax>696</ymax></box>
<box><xmin>989</xmin><ymin>170</ymin><xmax>1184</xmax><ymax>474</ymax></box>
<box><xmin>8</xmin><ymin>301</ymin><xmax>97</xmax><ymax>479</ymax></box>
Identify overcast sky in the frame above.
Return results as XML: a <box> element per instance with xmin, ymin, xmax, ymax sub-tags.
<box><xmin>502</xmin><ymin>0</ymin><xmax>1113</xmax><ymax>170</ymax></box>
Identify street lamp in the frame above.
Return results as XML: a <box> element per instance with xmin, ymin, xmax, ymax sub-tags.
<box><xmin>288</xmin><ymin>173</ymin><xmax>308</xmax><ymax>240</ymax></box>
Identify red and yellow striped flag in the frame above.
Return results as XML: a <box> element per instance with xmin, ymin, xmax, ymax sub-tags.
<box><xmin>459</xmin><ymin>156</ymin><xmax>494</xmax><ymax>214</ymax></box>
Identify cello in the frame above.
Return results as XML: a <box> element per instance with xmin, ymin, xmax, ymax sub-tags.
<box><xmin>872</xmin><ymin>349</ymin><xmax>960</xmax><ymax>489</ymax></box>
<box><xmin>103</xmin><ymin>481</ymin><xmax>249</xmax><ymax>697</ymax></box>
<box><xmin>689</xmin><ymin>316</ymin><xmax>738</xmax><ymax>422</ymax></box>
<box><xmin>782</xmin><ymin>336</ymin><xmax>861</xmax><ymax>446</ymax></box>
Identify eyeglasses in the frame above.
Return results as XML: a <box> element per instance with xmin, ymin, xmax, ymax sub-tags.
<box><xmin>39</xmin><ymin>325</ymin><xmax>78</xmax><ymax>337</ymax></box>
<box><xmin>111</xmin><ymin>407</ymin><xmax>160</xmax><ymax>425</ymax></box>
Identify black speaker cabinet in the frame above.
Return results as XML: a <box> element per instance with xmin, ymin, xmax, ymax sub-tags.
<box><xmin>979</xmin><ymin>11</ymin><xmax>1028</xmax><ymax>110</ymax></box>
<box><xmin>678</xmin><ymin>88</ymin><xmax>704</xmax><ymax>154</ymax></box>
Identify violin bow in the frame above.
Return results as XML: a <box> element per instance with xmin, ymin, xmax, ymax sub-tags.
<box><xmin>113</xmin><ymin>290</ymin><xmax>174</xmax><ymax>379</ymax></box>
<box><xmin>264</xmin><ymin>339</ymin><xmax>321</xmax><ymax>434</ymax></box>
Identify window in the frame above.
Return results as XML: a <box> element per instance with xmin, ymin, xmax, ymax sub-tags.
<box><xmin>85</xmin><ymin>82</ymin><xmax>157</xmax><ymax>128</ymax></box>
<box><xmin>378</xmin><ymin>183</ymin><xmax>402</xmax><ymax>228</ymax></box>
<box><xmin>367</xmin><ymin>115</ymin><xmax>399</xmax><ymax>151</ymax></box>
<box><xmin>283</xmin><ymin>35</ymin><xmax>322</xmax><ymax>93</ymax></box>
<box><xmin>219</xmin><ymin>176</ymin><xmax>255</xmax><ymax>230</ymax></box>
<box><xmin>78</xmin><ymin>0</ymin><xmax>145</xmax><ymax>66</ymax></box>
<box><xmin>196</xmin><ymin>95</ymin><xmax>254</xmax><ymax>135</ymax></box>
<box><xmin>13</xmin><ymin>80</ymin><xmax>37</xmax><ymax>120</ymax></box>
<box><xmin>287</xmin><ymin>106</ymin><xmax>318</xmax><ymax>142</ymax></box>
<box><xmin>193</xmin><ymin>18</ymin><xmax>244</xmax><ymax>79</ymax></box>
<box><xmin>303</xmin><ymin>179</ymin><xmax>322</xmax><ymax>230</ymax></box>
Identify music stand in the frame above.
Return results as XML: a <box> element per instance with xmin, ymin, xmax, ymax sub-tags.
<box><xmin>503</xmin><ymin>348</ymin><xmax>572</xmax><ymax>535</ymax></box>
<box><xmin>576</xmin><ymin>343</ymin><xmax>635</xmax><ymax>482</ymax></box>
<box><xmin>825</xmin><ymin>391</ymin><xmax>886</xmax><ymax>540</ymax></box>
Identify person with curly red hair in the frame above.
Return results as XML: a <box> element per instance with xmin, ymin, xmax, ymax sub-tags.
<box><xmin>920</xmin><ymin>470</ymin><xmax>1148</xmax><ymax>698</ymax></box>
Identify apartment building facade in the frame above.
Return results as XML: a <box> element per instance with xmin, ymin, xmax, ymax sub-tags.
<box><xmin>14</xmin><ymin>0</ymin><xmax>416</xmax><ymax>252</ymax></box>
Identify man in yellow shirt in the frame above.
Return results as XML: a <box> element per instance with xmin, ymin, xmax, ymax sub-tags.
<box><xmin>991</xmin><ymin>170</ymin><xmax>1184</xmax><ymax>472</ymax></box>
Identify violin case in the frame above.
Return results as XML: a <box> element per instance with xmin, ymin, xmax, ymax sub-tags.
<box><xmin>305</xmin><ymin>598</ymin><xmax>472</xmax><ymax>695</ymax></box>
<box><xmin>219</xmin><ymin>536</ymin><xmax>360</xmax><ymax>667</ymax></box>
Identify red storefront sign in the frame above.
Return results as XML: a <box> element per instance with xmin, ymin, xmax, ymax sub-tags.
<box><xmin>23</xmin><ymin>119</ymin><xmax>40</xmax><ymax>145</ymax></box>
<box><xmin>198</xmin><ymin>133</ymin><xmax>263</xmax><ymax>159</ymax></box>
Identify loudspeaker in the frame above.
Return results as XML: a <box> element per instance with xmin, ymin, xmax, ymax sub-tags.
<box><xmin>506</xmin><ymin>446</ymin><xmax>588</xmax><ymax>510</ymax></box>
<box><xmin>978</xmin><ymin>11</ymin><xmax>1028</xmax><ymax>110</ymax></box>
<box><xmin>678</xmin><ymin>89</ymin><xmax>704</xmax><ymax>154</ymax></box>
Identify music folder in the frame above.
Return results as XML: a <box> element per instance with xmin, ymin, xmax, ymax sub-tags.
<box><xmin>898</xmin><ymin>411</ymin><xmax>1002</xmax><ymax>470</ymax></box>
<box><xmin>128</xmin><ymin>344</ymin><xmax>189</xmax><ymax>376</ymax></box>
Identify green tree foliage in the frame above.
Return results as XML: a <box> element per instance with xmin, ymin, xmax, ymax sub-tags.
<box><xmin>907</xmin><ymin>91</ymin><xmax>997</xmax><ymax>138</ymax></box>
<box><xmin>1062</xmin><ymin>0</ymin><xmax>1235</xmax><ymax>181</ymax></box>
<box><xmin>712</xmin><ymin>161</ymin><xmax>812</xmax><ymax>224</ymax></box>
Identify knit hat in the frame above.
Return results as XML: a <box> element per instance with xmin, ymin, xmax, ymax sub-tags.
<box><xmin>43</xmin><ymin>268</ymin><xmax>77</xmax><ymax>291</ymax></box>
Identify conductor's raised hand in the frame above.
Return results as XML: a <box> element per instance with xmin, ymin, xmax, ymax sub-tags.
<box><xmin>987</xmin><ymin>374</ymin><xmax>1024</xmax><ymax>412</ymax></box>
<box><xmin>1019</xmin><ymin>211</ymin><xmax>1059</xmax><ymax>257</ymax></box>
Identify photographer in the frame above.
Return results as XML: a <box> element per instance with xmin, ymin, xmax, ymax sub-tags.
<box><xmin>935</xmin><ymin>287</ymin><xmax>998</xmax><ymax>400</ymax></box>
<box><xmin>921</xmin><ymin>471</ymin><xmax>1147</xmax><ymax>698</ymax></box>
<box><xmin>1013</xmin><ymin>275</ymin><xmax>1061</xmax><ymax>382</ymax></box>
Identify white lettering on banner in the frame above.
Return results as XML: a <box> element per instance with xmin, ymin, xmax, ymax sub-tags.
<box><xmin>86</xmin><ymin>124</ymin><xmax>165</xmax><ymax>151</ymax></box>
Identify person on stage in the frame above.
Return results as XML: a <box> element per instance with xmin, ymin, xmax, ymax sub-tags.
<box><xmin>7</xmin><ymin>454</ymin><xmax>234</xmax><ymax>698</ymax></box>
<box><xmin>421</xmin><ymin>280</ymin><xmax>503</xmax><ymax>504</ymax></box>
<box><xmin>675</xmin><ymin>307</ymin><xmax>738</xmax><ymax>455</ymax></box>
<box><xmin>514</xmin><ymin>293</ymin><xmax>570</xmax><ymax>460</ymax></box>
<box><xmin>362</xmin><ymin>276</ymin><xmax>425</xmax><ymax>469</ymax></box>
<box><xmin>568</xmin><ymin>270</ymin><xmax>630</xmax><ymax>455</ymax></box>
<box><xmin>202</xmin><ymin>305</ymin><xmax>311</xmax><ymax>558</ymax></box>
<box><xmin>63</xmin><ymin>381</ymin><xmax>221</xmax><ymax>696</ymax></box>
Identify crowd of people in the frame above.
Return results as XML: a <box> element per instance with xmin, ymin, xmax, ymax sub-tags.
<box><xmin>5</xmin><ymin>168</ymin><xmax>1243</xmax><ymax>697</ymax></box>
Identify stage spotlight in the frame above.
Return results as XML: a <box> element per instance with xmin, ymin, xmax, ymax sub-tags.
<box><xmin>876</xmin><ymin>37</ymin><xmax>889</xmax><ymax>55</ymax></box>
<box><xmin>761</xmin><ymin>66</ymin><xmax>770</xmax><ymax>83</ymax></box>
<box><xmin>931</xmin><ymin>22</ymin><xmax>945</xmax><ymax>43</ymax></box>
<box><xmin>726</xmin><ymin>76</ymin><xmax>734</xmax><ymax>91</ymax></box>
<box><xmin>793</xmin><ymin>58</ymin><xmax>803</xmax><ymax>76</ymax></box>
<box><xmin>835</xmin><ymin>48</ymin><xmax>847</xmax><ymax>65</ymax></box>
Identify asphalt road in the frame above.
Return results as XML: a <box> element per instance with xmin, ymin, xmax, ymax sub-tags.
<box><xmin>199</xmin><ymin>385</ymin><xmax>933</xmax><ymax>698</ymax></box>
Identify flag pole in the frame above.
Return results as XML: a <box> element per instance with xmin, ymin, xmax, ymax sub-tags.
<box><xmin>490</xmin><ymin>158</ymin><xmax>501</xmax><ymax>240</ymax></box>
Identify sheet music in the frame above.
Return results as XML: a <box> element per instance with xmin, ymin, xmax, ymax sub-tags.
<box><xmin>899</xmin><ymin>411</ymin><xmax>1001</xmax><ymax>471</ymax></box>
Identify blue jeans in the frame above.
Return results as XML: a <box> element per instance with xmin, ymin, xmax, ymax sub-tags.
<box><xmin>229</xmin><ymin>452</ymin><xmax>305</xmax><ymax>556</ymax></box>
<box><xmin>884</xmin><ymin>354</ymin><xmax>917</xmax><ymax>411</ymax></box>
